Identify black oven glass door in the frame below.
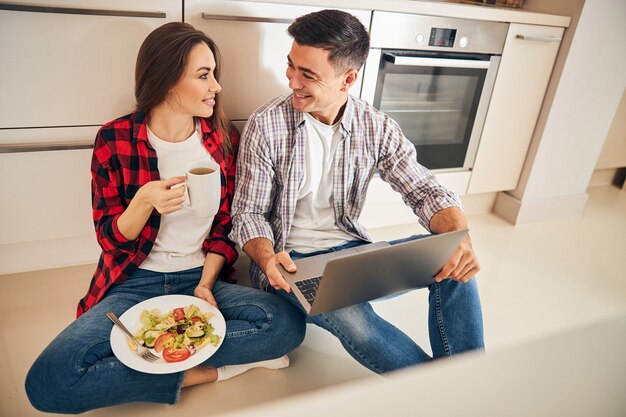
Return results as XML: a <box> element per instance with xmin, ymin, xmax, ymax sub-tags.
<box><xmin>374</xmin><ymin>51</ymin><xmax>491</xmax><ymax>170</ymax></box>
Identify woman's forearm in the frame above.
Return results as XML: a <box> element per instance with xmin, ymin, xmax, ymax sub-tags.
<box><xmin>115</xmin><ymin>192</ymin><xmax>154</xmax><ymax>241</ymax></box>
<box><xmin>199</xmin><ymin>252</ymin><xmax>226</xmax><ymax>289</ymax></box>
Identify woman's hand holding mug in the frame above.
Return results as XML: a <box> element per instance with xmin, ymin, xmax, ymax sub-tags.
<box><xmin>136</xmin><ymin>176</ymin><xmax>187</xmax><ymax>214</ymax></box>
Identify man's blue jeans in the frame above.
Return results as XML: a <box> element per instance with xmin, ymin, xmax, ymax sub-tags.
<box><xmin>25</xmin><ymin>267</ymin><xmax>306</xmax><ymax>414</ymax></box>
<box><xmin>274</xmin><ymin>235</ymin><xmax>484</xmax><ymax>374</ymax></box>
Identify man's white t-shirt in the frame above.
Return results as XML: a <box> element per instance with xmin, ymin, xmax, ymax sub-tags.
<box><xmin>140</xmin><ymin>125</ymin><xmax>218</xmax><ymax>272</ymax></box>
<box><xmin>285</xmin><ymin>113</ymin><xmax>353</xmax><ymax>253</ymax></box>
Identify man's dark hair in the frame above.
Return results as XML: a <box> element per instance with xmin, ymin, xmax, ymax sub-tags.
<box><xmin>287</xmin><ymin>9</ymin><xmax>370</xmax><ymax>73</ymax></box>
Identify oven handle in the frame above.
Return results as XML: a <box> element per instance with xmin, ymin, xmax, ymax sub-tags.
<box><xmin>383</xmin><ymin>54</ymin><xmax>491</xmax><ymax>69</ymax></box>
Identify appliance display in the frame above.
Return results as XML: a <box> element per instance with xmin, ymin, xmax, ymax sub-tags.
<box><xmin>429</xmin><ymin>27</ymin><xmax>456</xmax><ymax>47</ymax></box>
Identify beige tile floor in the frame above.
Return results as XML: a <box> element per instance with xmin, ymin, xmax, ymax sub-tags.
<box><xmin>1</xmin><ymin>184</ymin><xmax>625</xmax><ymax>417</ymax></box>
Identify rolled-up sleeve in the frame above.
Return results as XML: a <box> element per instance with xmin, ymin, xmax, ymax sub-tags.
<box><xmin>91</xmin><ymin>135</ymin><xmax>140</xmax><ymax>256</ymax></box>
<box><xmin>377</xmin><ymin>116</ymin><xmax>462</xmax><ymax>231</ymax></box>
<box><xmin>203</xmin><ymin>132</ymin><xmax>239</xmax><ymax>266</ymax></box>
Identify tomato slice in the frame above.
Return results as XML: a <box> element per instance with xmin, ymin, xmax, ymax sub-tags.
<box><xmin>163</xmin><ymin>347</ymin><xmax>191</xmax><ymax>363</ymax></box>
<box><xmin>173</xmin><ymin>307</ymin><xmax>186</xmax><ymax>322</ymax></box>
<box><xmin>153</xmin><ymin>332</ymin><xmax>176</xmax><ymax>353</ymax></box>
<box><xmin>190</xmin><ymin>316</ymin><xmax>202</xmax><ymax>324</ymax></box>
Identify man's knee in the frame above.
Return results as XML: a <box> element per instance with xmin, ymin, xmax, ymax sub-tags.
<box><xmin>271</xmin><ymin>299</ymin><xmax>307</xmax><ymax>351</ymax></box>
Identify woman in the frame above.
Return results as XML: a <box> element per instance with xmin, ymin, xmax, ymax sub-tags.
<box><xmin>25</xmin><ymin>22</ymin><xmax>305</xmax><ymax>414</ymax></box>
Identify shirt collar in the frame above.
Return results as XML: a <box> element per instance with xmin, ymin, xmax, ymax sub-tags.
<box><xmin>132</xmin><ymin>111</ymin><xmax>149</xmax><ymax>143</ymax></box>
<box><xmin>294</xmin><ymin>104</ymin><xmax>306</xmax><ymax>128</ymax></box>
<box><xmin>339</xmin><ymin>95</ymin><xmax>355</xmax><ymax>135</ymax></box>
<box><xmin>295</xmin><ymin>94</ymin><xmax>355</xmax><ymax>134</ymax></box>
<box><xmin>197</xmin><ymin>117</ymin><xmax>215</xmax><ymax>135</ymax></box>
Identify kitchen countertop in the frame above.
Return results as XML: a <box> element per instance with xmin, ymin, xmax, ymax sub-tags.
<box><xmin>237</xmin><ymin>0</ymin><xmax>571</xmax><ymax>27</ymax></box>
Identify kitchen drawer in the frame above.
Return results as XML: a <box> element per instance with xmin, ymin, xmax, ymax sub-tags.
<box><xmin>185</xmin><ymin>0</ymin><xmax>370</xmax><ymax>122</ymax></box>
<box><xmin>0</xmin><ymin>149</ymin><xmax>93</xmax><ymax>245</ymax></box>
<box><xmin>0</xmin><ymin>148</ymin><xmax>103</xmax><ymax>274</ymax></box>
<box><xmin>0</xmin><ymin>0</ymin><xmax>182</xmax><ymax>130</ymax></box>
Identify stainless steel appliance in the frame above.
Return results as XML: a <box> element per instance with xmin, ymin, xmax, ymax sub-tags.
<box><xmin>361</xmin><ymin>13</ymin><xmax>509</xmax><ymax>171</ymax></box>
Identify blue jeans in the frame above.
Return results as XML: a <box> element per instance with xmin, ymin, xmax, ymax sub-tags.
<box><xmin>274</xmin><ymin>235</ymin><xmax>484</xmax><ymax>374</ymax></box>
<box><xmin>25</xmin><ymin>267</ymin><xmax>306</xmax><ymax>414</ymax></box>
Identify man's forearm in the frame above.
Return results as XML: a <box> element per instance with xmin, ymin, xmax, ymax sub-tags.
<box><xmin>429</xmin><ymin>206</ymin><xmax>468</xmax><ymax>234</ymax></box>
<box><xmin>242</xmin><ymin>237</ymin><xmax>276</xmax><ymax>272</ymax></box>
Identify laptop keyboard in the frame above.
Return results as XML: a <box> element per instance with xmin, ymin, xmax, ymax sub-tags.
<box><xmin>294</xmin><ymin>276</ymin><xmax>322</xmax><ymax>305</ymax></box>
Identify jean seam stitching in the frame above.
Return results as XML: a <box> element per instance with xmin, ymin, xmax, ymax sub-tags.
<box><xmin>74</xmin><ymin>338</ymin><xmax>111</xmax><ymax>373</ymax></box>
<box><xmin>319</xmin><ymin>314</ymin><xmax>383</xmax><ymax>373</ymax></box>
<box><xmin>220</xmin><ymin>303</ymin><xmax>273</xmax><ymax>338</ymax></box>
<box><xmin>435</xmin><ymin>283</ymin><xmax>451</xmax><ymax>356</ymax></box>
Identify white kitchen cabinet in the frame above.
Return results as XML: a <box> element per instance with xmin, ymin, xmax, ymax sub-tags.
<box><xmin>0</xmin><ymin>0</ymin><xmax>182</xmax><ymax>274</ymax></box>
<box><xmin>0</xmin><ymin>150</ymin><xmax>93</xmax><ymax>245</ymax></box>
<box><xmin>0</xmin><ymin>148</ymin><xmax>101</xmax><ymax>274</ymax></box>
<box><xmin>185</xmin><ymin>0</ymin><xmax>370</xmax><ymax>122</ymax></box>
<box><xmin>0</xmin><ymin>0</ymin><xmax>182</xmax><ymax>131</ymax></box>
<box><xmin>467</xmin><ymin>23</ymin><xmax>564</xmax><ymax>194</ymax></box>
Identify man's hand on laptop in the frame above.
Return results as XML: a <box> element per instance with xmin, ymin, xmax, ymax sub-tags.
<box><xmin>242</xmin><ymin>238</ymin><xmax>295</xmax><ymax>293</ymax></box>
<box><xmin>264</xmin><ymin>252</ymin><xmax>296</xmax><ymax>293</ymax></box>
<box><xmin>429</xmin><ymin>207</ymin><xmax>480</xmax><ymax>283</ymax></box>
<box><xmin>434</xmin><ymin>235</ymin><xmax>480</xmax><ymax>283</ymax></box>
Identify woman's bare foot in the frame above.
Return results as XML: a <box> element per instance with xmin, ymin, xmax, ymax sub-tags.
<box><xmin>181</xmin><ymin>365</ymin><xmax>218</xmax><ymax>387</ymax></box>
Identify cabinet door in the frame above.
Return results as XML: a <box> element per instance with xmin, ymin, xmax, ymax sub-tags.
<box><xmin>0</xmin><ymin>0</ymin><xmax>182</xmax><ymax>130</ymax></box>
<box><xmin>0</xmin><ymin>149</ymin><xmax>93</xmax><ymax>245</ymax></box>
<box><xmin>467</xmin><ymin>23</ymin><xmax>564</xmax><ymax>194</ymax></box>
<box><xmin>0</xmin><ymin>148</ymin><xmax>102</xmax><ymax>274</ymax></box>
<box><xmin>185</xmin><ymin>0</ymin><xmax>370</xmax><ymax>122</ymax></box>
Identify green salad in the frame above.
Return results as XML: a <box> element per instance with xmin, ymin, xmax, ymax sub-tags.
<box><xmin>132</xmin><ymin>304</ymin><xmax>221</xmax><ymax>363</ymax></box>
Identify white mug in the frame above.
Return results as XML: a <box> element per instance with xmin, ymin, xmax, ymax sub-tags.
<box><xmin>185</xmin><ymin>160</ymin><xmax>221</xmax><ymax>218</ymax></box>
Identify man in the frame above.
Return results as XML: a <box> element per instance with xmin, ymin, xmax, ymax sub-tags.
<box><xmin>230</xmin><ymin>9</ymin><xmax>484</xmax><ymax>373</ymax></box>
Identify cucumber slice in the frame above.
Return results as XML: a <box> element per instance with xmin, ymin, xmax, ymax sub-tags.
<box><xmin>142</xmin><ymin>329</ymin><xmax>161</xmax><ymax>348</ymax></box>
<box><xmin>185</xmin><ymin>326</ymin><xmax>205</xmax><ymax>338</ymax></box>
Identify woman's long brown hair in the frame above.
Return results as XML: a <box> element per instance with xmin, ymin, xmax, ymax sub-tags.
<box><xmin>135</xmin><ymin>22</ymin><xmax>235</xmax><ymax>155</ymax></box>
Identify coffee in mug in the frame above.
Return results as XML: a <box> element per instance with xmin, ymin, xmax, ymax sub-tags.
<box><xmin>186</xmin><ymin>161</ymin><xmax>220</xmax><ymax>218</ymax></box>
<box><xmin>189</xmin><ymin>167</ymin><xmax>215</xmax><ymax>175</ymax></box>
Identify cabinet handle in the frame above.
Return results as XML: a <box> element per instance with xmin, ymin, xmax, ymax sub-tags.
<box><xmin>515</xmin><ymin>34</ymin><xmax>561</xmax><ymax>43</ymax></box>
<box><xmin>0</xmin><ymin>3</ymin><xmax>166</xmax><ymax>19</ymax></box>
<box><xmin>0</xmin><ymin>142</ymin><xmax>94</xmax><ymax>154</ymax></box>
<box><xmin>201</xmin><ymin>13</ymin><xmax>292</xmax><ymax>24</ymax></box>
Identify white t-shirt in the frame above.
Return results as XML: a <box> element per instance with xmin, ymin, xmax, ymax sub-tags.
<box><xmin>140</xmin><ymin>125</ymin><xmax>218</xmax><ymax>272</ymax></box>
<box><xmin>285</xmin><ymin>113</ymin><xmax>353</xmax><ymax>253</ymax></box>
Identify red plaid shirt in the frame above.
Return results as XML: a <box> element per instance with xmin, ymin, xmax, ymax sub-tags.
<box><xmin>77</xmin><ymin>111</ymin><xmax>239</xmax><ymax>317</ymax></box>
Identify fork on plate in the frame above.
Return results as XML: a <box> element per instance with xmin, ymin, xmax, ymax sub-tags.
<box><xmin>106</xmin><ymin>311</ymin><xmax>160</xmax><ymax>362</ymax></box>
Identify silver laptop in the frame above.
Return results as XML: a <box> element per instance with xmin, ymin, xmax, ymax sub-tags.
<box><xmin>278</xmin><ymin>229</ymin><xmax>468</xmax><ymax>315</ymax></box>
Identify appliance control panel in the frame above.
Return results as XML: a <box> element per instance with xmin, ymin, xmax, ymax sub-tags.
<box><xmin>416</xmin><ymin>28</ymin><xmax>468</xmax><ymax>49</ymax></box>
<box><xmin>370</xmin><ymin>12</ymin><xmax>509</xmax><ymax>54</ymax></box>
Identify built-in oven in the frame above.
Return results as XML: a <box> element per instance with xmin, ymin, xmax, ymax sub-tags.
<box><xmin>361</xmin><ymin>13</ymin><xmax>509</xmax><ymax>171</ymax></box>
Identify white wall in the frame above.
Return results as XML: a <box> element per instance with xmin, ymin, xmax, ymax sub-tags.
<box><xmin>595</xmin><ymin>89</ymin><xmax>626</xmax><ymax>170</ymax></box>
<box><xmin>495</xmin><ymin>0</ymin><xmax>626</xmax><ymax>224</ymax></box>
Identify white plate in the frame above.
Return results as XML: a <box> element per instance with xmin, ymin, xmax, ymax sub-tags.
<box><xmin>110</xmin><ymin>294</ymin><xmax>226</xmax><ymax>374</ymax></box>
